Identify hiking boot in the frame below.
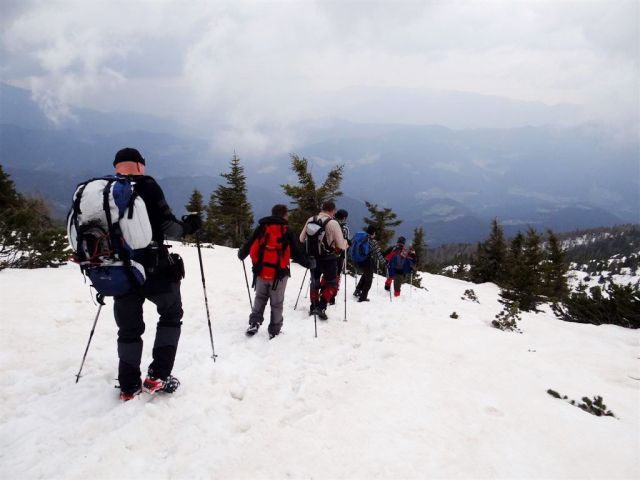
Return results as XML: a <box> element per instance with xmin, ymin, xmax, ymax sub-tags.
<box><xmin>353</xmin><ymin>290</ymin><xmax>361</xmax><ymax>298</ymax></box>
<box><xmin>119</xmin><ymin>388</ymin><xmax>141</xmax><ymax>402</ymax></box>
<box><xmin>245</xmin><ymin>323</ymin><xmax>260</xmax><ymax>336</ymax></box>
<box><xmin>143</xmin><ymin>375</ymin><xmax>180</xmax><ymax>394</ymax></box>
<box><xmin>394</xmin><ymin>291</ymin><xmax>401</xmax><ymax>297</ymax></box>
<box><xmin>317</xmin><ymin>309</ymin><xmax>328</xmax><ymax>320</ymax></box>
<box><xmin>358</xmin><ymin>297</ymin><xmax>370</xmax><ymax>303</ymax></box>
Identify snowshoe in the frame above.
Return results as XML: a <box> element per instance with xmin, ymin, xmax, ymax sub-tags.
<box><xmin>119</xmin><ymin>388</ymin><xmax>141</xmax><ymax>402</ymax></box>
<box><xmin>143</xmin><ymin>375</ymin><xmax>180</xmax><ymax>394</ymax></box>
<box><xmin>245</xmin><ymin>323</ymin><xmax>260</xmax><ymax>336</ymax></box>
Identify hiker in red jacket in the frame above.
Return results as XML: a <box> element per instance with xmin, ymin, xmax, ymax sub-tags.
<box><xmin>238</xmin><ymin>204</ymin><xmax>310</xmax><ymax>338</ymax></box>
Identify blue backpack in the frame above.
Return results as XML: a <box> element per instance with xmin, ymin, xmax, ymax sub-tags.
<box><xmin>401</xmin><ymin>255</ymin><xmax>416</xmax><ymax>274</ymax></box>
<box><xmin>349</xmin><ymin>231</ymin><xmax>370</xmax><ymax>263</ymax></box>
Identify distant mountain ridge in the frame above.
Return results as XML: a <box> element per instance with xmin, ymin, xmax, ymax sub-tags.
<box><xmin>1</xmin><ymin>82</ymin><xmax>638</xmax><ymax>245</ymax></box>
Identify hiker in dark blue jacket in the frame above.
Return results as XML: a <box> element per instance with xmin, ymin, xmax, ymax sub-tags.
<box><xmin>384</xmin><ymin>237</ymin><xmax>417</xmax><ymax>297</ymax></box>
<box><xmin>353</xmin><ymin>226</ymin><xmax>386</xmax><ymax>302</ymax></box>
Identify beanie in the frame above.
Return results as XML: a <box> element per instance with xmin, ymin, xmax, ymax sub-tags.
<box><xmin>398</xmin><ymin>236</ymin><xmax>406</xmax><ymax>245</ymax></box>
<box><xmin>113</xmin><ymin>148</ymin><xmax>146</xmax><ymax>167</ymax></box>
<box><xmin>336</xmin><ymin>209</ymin><xmax>348</xmax><ymax>221</ymax></box>
<box><xmin>366</xmin><ymin>225</ymin><xmax>377</xmax><ymax>235</ymax></box>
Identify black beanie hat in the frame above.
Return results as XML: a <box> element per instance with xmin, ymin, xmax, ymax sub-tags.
<box><xmin>398</xmin><ymin>236</ymin><xmax>406</xmax><ymax>245</ymax></box>
<box><xmin>366</xmin><ymin>225</ymin><xmax>377</xmax><ymax>235</ymax></box>
<box><xmin>113</xmin><ymin>147</ymin><xmax>146</xmax><ymax>167</ymax></box>
<box><xmin>336</xmin><ymin>209</ymin><xmax>348</xmax><ymax>221</ymax></box>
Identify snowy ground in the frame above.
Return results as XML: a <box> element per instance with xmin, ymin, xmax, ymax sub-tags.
<box><xmin>568</xmin><ymin>269</ymin><xmax>640</xmax><ymax>291</ymax></box>
<box><xmin>1</xmin><ymin>243</ymin><xmax>639</xmax><ymax>479</ymax></box>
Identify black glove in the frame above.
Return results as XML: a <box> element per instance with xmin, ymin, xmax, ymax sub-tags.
<box><xmin>182</xmin><ymin>214</ymin><xmax>202</xmax><ymax>235</ymax></box>
<box><xmin>308</xmin><ymin>257</ymin><xmax>317</xmax><ymax>270</ymax></box>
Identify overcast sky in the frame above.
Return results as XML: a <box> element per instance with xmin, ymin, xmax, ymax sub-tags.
<box><xmin>1</xmin><ymin>0</ymin><xmax>638</xmax><ymax>153</ymax></box>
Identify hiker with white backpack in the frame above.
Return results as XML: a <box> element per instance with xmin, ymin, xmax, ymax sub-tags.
<box><xmin>67</xmin><ymin>147</ymin><xmax>201</xmax><ymax>401</ymax></box>
<box><xmin>299</xmin><ymin>200</ymin><xmax>348</xmax><ymax>320</ymax></box>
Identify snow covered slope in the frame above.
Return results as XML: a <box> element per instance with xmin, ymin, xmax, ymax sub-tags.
<box><xmin>1</xmin><ymin>243</ymin><xmax>638</xmax><ymax>479</ymax></box>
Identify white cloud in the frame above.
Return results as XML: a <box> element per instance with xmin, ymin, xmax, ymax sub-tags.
<box><xmin>0</xmin><ymin>0</ymin><xmax>637</xmax><ymax>152</ymax></box>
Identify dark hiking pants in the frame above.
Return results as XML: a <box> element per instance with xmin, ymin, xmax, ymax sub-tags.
<box><xmin>113</xmin><ymin>276</ymin><xmax>183</xmax><ymax>393</ymax></box>
<box><xmin>249</xmin><ymin>276</ymin><xmax>288</xmax><ymax>336</ymax></box>
<box><xmin>310</xmin><ymin>257</ymin><xmax>338</xmax><ymax>310</ymax></box>
<box><xmin>355</xmin><ymin>258</ymin><xmax>375</xmax><ymax>300</ymax></box>
<box><xmin>321</xmin><ymin>255</ymin><xmax>345</xmax><ymax>301</ymax></box>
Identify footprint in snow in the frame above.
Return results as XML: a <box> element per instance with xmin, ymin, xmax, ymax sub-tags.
<box><xmin>230</xmin><ymin>384</ymin><xmax>246</xmax><ymax>401</ymax></box>
<box><xmin>279</xmin><ymin>406</ymin><xmax>316</xmax><ymax>426</ymax></box>
<box><xmin>483</xmin><ymin>406</ymin><xmax>504</xmax><ymax>417</ymax></box>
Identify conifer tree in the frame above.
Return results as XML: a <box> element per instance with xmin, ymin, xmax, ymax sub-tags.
<box><xmin>0</xmin><ymin>165</ymin><xmax>20</xmax><ymax>210</ymax></box>
<box><xmin>183</xmin><ymin>189</ymin><xmax>204</xmax><ymax>243</ymax></box>
<box><xmin>363</xmin><ymin>201</ymin><xmax>402</xmax><ymax>250</ymax></box>
<box><xmin>411</xmin><ymin>226</ymin><xmax>427</xmax><ymax>270</ymax></box>
<box><xmin>185</xmin><ymin>189</ymin><xmax>204</xmax><ymax>215</ymax></box>
<box><xmin>470</xmin><ymin>218</ymin><xmax>507</xmax><ymax>284</ymax></box>
<box><xmin>1</xmin><ymin>166</ymin><xmax>67</xmax><ymax>269</ymax></box>
<box><xmin>206</xmin><ymin>153</ymin><xmax>254</xmax><ymax>248</ymax></box>
<box><xmin>501</xmin><ymin>231</ymin><xmax>526</xmax><ymax>302</ymax></box>
<box><xmin>202</xmin><ymin>192</ymin><xmax>223</xmax><ymax>244</ymax></box>
<box><xmin>502</xmin><ymin>228</ymin><xmax>543</xmax><ymax>311</ymax></box>
<box><xmin>543</xmin><ymin>229</ymin><xmax>568</xmax><ymax>301</ymax></box>
<box><xmin>281</xmin><ymin>154</ymin><xmax>344</xmax><ymax>234</ymax></box>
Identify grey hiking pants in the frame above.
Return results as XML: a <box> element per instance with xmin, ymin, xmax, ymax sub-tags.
<box><xmin>249</xmin><ymin>276</ymin><xmax>288</xmax><ymax>336</ymax></box>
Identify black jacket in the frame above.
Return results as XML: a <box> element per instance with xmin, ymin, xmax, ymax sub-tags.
<box><xmin>238</xmin><ymin>216</ymin><xmax>310</xmax><ymax>277</ymax></box>
<box><xmin>124</xmin><ymin>175</ymin><xmax>185</xmax><ymax>243</ymax></box>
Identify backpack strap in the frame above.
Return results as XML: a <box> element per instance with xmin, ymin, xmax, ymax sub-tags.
<box><xmin>270</xmin><ymin>224</ymin><xmax>289</xmax><ymax>290</ymax></box>
<box><xmin>252</xmin><ymin>227</ymin><xmax>269</xmax><ymax>287</ymax></box>
<box><xmin>70</xmin><ymin>182</ymin><xmax>91</xmax><ymax>250</ymax></box>
<box><xmin>102</xmin><ymin>179</ymin><xmax>115</xmax><ymax>232</ymax></box>
<box><xmin>72</xmin><ymin>182</ymin><xmax>89</xmax><ymax>216</ymax></box>
<box><xmin>126</xmin><ymin>192</ymin><xmax>138</xmax><ymax>220</ymax></box>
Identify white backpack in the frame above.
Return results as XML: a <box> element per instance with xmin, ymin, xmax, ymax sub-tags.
<box><xmin>67</xmin><ymin>176</ymin><xmax>152</xmax><ymax>297</ymax></box>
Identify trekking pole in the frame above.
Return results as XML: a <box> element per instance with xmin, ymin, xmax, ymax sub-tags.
<box><xmin>196</xmin><ymin>234</ymin><xmax>217</xmax><ymax>362</ymax></box>
<box><xmin>294</xmin><ymin>268</ymin><xmax>309</xmax><ymax>310</ymax></box>
<box><xmin>343</xmin><ymin>256</ymin><xmax>347</xmax><ymax>322</ymax></box>
<box><xmin>304</xmin><ymin>276</ymin><xmax>310</xmax><ymax>298</ymax></box>
<box><xmin>310</xmin><ymin>264</ymin><xmax>318</xmax><ymax>338</ymax></box>
<box><xmin>241</xmin><ymin>260</ymin><xmax>253</xmax><ymax>310</ymax></box>
<box><xmin>75</xmin><ymin>293</ymin><xmax>105</xmax><ymax>383</ymax></box>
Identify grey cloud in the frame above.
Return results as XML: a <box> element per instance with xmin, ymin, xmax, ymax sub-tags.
<box><xmin>0</xmin><ymin>0</ymin><xmax>637</xmax><ymax>155</ymax></box>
